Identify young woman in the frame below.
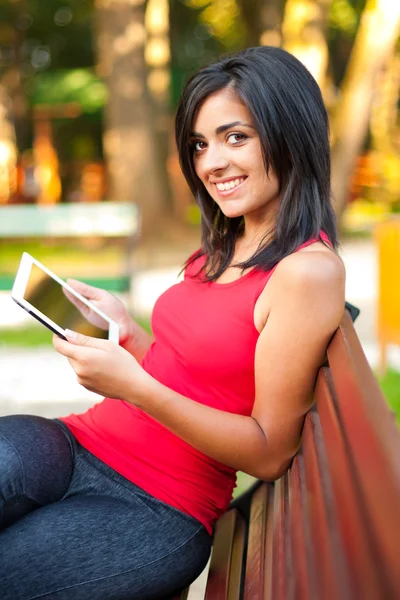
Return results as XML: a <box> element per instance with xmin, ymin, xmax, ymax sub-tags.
<box><xmin>0</xmin><ymin>46</ymin><xmax>345</xmax><ymax>599</ymax></box>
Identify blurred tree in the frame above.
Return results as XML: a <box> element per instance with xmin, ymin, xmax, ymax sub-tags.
<box><xmin>330</xmin><ymin>0</ymin><xmax>400</xmax><ymax>221</ymax></box>
<box><xmin>95</xmin><ymin>0</ymin><xmax>171</xmax><ymax>234</ymax></box>
<box><xmin>0</xmin><ymin>0</ymin><xmax>94</xmax><ymax>150</ymax></box>
<box><xmin>0</xmin><ymin>84</ymin><xmax>17</xmax><ymax>203</ymax></box>
<box><xmin>237</xmin><ymin>0</ymin><xmax>285</xmax><ymax>47</ymax></box>
<box><xmin>369</xmin><ymin>50</ymin><xmax>400</xmax><ymax>205</ymax></box>
<box><xmin>281</xmin><ymin>0</ymin><xmax>332</xmax><ymax>91</ymax></box>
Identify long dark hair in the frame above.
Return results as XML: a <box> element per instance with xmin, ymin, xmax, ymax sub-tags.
<box><xmin>175</xmin><ymin>46</ymin><xmax>338</xmax><ymax>281</ymax></box>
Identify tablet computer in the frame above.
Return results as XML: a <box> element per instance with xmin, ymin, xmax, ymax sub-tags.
<box><xmin>12</xmin><ymin>252</ymin><xmax>119</xmax><ymax>343</ymax></box>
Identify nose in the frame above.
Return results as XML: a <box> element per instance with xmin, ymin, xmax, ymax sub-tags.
<box><xmin>201</xmin><ymin>142</ymin><xmax>229</xmax><ymax>175</ymax></box>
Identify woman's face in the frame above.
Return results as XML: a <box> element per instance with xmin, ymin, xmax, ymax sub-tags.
<box><xmin>191</xmin><ymin>87</ymin><xmax>281</xmax><ymax>226</ymax></box>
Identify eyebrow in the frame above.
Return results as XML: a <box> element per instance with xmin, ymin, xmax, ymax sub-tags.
<box><xmin>190</xmin><ymin>121</ymin><xmax>256</xmax><ymax>138</ymax></box>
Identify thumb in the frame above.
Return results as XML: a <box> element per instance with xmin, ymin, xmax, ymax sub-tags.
<box><xmin>65</xmin><ymin>329</ymin><xmax>104</xmax><ymax>348</ymax></box>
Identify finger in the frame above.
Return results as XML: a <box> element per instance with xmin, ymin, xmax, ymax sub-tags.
<box><xmin>62</xmin><ymin>286</ymin><xmax>90</xmax><ymax>316</ymax></box>
<box><xmin>52</xmin><ymin>334</ymin><xmax>81</xmax><ymax>360</ymax></box>
<box><xmin>65</xmin><ymin>329</ymin><xmax>108</xmax><ymax>349</ymax></box>
<box><xmin>66</xmin><ymin>279</ymin><xmax>102</xmax><ymax>300</ymax></box>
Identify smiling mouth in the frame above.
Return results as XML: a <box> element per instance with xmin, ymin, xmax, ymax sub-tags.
<box><xmin>213</xmin><ymin>177</ymin><xmax>247</xmax><ymax>194</ymax></box>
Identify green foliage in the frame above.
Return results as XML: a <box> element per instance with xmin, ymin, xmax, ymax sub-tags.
<box><xmin>170</xmin><ymin>0</ymin><xmax>248</xmax><ymax>106</ymax></box>
<box><xmin>329</xmin><ymin>0</ymin><xmax>359</xmax><ymax>36</ymax></box>
<box><xmin>378</xmin><ymin>368</ymin><xmax>400</xmax><ymax>425</ymax></box>
<box><xmin>29</xmin><ymin>69</ymin><xmax>107</xmax><ymax>113</ymax></box>
<box><xmin>0</xmin><ymin>0</ymin><xmax>94</xmax><ymax>75</ymax></box>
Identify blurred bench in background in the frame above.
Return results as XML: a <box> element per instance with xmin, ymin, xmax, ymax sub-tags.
<box><xmin>0</xmin><ymin>202</ymin><xmax>140</xmax><ymax>299</ymax></box>
<box><xmin>174</xmin><ymin>309</ymin><xmax>400</xmax><ymax>600</ymax></box>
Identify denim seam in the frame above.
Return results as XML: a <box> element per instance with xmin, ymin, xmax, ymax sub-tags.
<box><xmin>22</xmin><ymin>524</ymin><xmax>206</xmax><ymax>600</ymax></box>
<box><xmin>0</xmin><ymin>431</ymin><xmax>27</xmax><ymax>497</ymax></box>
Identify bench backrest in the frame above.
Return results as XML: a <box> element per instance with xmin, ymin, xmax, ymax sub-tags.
<box><xmin>0</xmin><ymin>202</ymin><xmax>139</xmax><ymax>238</ymax></box>
<box><xmin>184</xmin><ymin>311</ymin><xmax>400</xmax><ymax>599</ymax></box>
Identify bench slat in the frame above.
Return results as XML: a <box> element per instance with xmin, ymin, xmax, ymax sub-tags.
<box><xmin>242</xmin><ymin>483</ymin><xmax>270</xmax><ymax>600</ymax></box>
<box><xmin>204</xmin><ymin>508</ymin><xmax>246</xmax><ymax>600</ymax></box>
<box><xmin>327</xmin><ymin>313</ymin><xmax>400</xmax><ymax>595</ymax></box>
<box><xmin>271</xmin><ymin>475</ymin><xmax>292</xmax><ymax>600</ymax></box>
<box><xmin>289</xmin><ymin>453</ymin><xmax>319</xmax><ymax>599</ymax></box>
<box><xmin>301</xmin><ymin>408</ymin><xmax>354</xmax><ymax>599</ymax></box>
<box><xmin>0</xmin><ymin>202</ymin><xmax>139</xmax><ymax>238</ymax></box>
<box><xmin>315</xmin><ymin>367</ymin><xmax>387</xmax><ymax>598</ymax></box>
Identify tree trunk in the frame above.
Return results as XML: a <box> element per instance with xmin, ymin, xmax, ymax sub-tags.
<box><xmin>95</xmin><ymin>0</ymin><xmax>170</xmax><ymax>236</ymax></box>
<box><xmin>330</xmin><ymin>0</ymin><xmax>400</xmax><ymax>223</ymax></box>
<box><xmin>281</xmin><ymin>0</ymin><xmax>333</xmax><ymax>91</ymax></box>
<box><xmin>0</xmin><ymin>85</ymin><xmax>17</xmax><ymax>204</ymax></box>
<box><xmin>237</xmin><ymin>0</ymin><xmax>286</xmax><ymax>47</ymax></box>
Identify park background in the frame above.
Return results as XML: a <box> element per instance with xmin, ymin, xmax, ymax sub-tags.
<box><xmin>0</xmin><ymin>0</ymin><xmax>400</xmax><ymax>473</ymax></box>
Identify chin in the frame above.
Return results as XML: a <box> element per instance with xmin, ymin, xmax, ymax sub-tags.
<box><xmin>216</xmin><ymin>202</ymin><xmax>246</xmax><ymax>219</ymax></box>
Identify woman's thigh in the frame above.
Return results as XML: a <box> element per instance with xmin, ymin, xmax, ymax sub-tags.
<box><xmin>0</xmin><ymin>415</ymin><xmax>73</xmax><ymax>529</ymax></box>
<box><xmin>0</xmin><ymin>492</ymin><xmax>212</xmax><ymax>600</ymax></box>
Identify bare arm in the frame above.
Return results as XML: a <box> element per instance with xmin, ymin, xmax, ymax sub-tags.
<box><xmin>124</xmin><ymin>251</ymin><xmax>346</xmax><ymax>479</ymax></box>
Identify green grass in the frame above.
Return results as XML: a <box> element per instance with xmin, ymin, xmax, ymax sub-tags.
<box><xmin>378</xmin><ymin>368</ymin><xmax>400</xmax><ymax>425</ymax></box>
<box><xmin>0</xmin><ymin>325</ymin><xmax>54</xmax><ymax>347</ymax></box>
<box><xmin>0</xmin><ymin>315</ymin><xmax>152</xmax><ymax>348</ymax></box>
<box><xmin>233</xmin><ymin>472</ymin><xmax>257</xmax><ymax>498</ymax></box>
<box><xmin>0</xmin><ymin>240</ymin><xmax>125</xmax><ymax>277</ymax></box>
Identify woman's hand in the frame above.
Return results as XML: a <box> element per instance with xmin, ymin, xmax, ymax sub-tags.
<box><xmin>64</xmin><ymin>279</ymin><xmax>132</xmax><ymax>340</ymax></box>
<box><xmin>52</xmin><ymin>330</ymin><xmax>150</xmax><ymax>402</ymax></box>
<box><xmin>64</xmin><ymin>279</ymin><xmax>154</xmax><ymax>360</ymax></box>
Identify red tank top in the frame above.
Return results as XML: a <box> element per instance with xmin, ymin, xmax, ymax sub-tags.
<box><xmin>61</xmin><ymin>233</ymin><xmax>330</xmax><ymax>533</ymax></box>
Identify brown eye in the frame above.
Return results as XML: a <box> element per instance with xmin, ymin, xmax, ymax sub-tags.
<box><xmin>192</xmin><ymin>140</ymin><xmax>207</xmax><ymax>153</ymax></box>
<box><xmin>227</xmin><ymin>133</ymin><xmax>247</xmax><ymax>145</ymax></box>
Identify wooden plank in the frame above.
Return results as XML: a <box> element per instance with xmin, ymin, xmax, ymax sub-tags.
<box><xmin>315</xmin><ymin>367</ymin><xmax>389</xmax><ymax>599</ymax></box>
<box><xmin>0</xmin><ymin>202</ymin><xmax>139</xmax><ymax>237</ymax></box>
<box><xmin>301</xmin><ymin>407</ymin><xmax>353</xmax><ymax>600</ymax></box>
<box><xmin>243</xmin><ymin>483</ymin><xmax>270</xmax><ymax>600</ymax></box>
<box><xmin>263</xmin><ymin>482</ymin><xmax>275</xmax><ymax>600</ymax></box>
<box><xmin>326</xmin><ymin>312</ymin><xmax>400</xmax><ymax>595</ymax></box>
<box><xmin>271</xmin><ymin>474</ymin><xmax>293</xmax><ymax>600</ymax></box>
<box><xmin>288</xmin><ymin>451</ymin><xmax>319</xmax><ymax>600</ymax></box>
<box><xmin>204</xmin><ymin>509</ymin><xmax>246</xmax><ymax>600</ymax></box>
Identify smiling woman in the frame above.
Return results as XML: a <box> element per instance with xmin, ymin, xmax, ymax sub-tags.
<box><xmin>0</xmin><ymin>46</ymin><xmax>345</xmax><ymax>600</ymax></box>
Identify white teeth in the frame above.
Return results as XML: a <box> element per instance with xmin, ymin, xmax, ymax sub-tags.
<box><xmin>215</xmin><ymin>177</ymin><xmax>245</xmax><ymax>191</ymax></box>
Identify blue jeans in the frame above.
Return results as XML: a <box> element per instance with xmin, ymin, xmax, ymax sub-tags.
<box><xmin>0</xmin><ymin>415</ymin><xmax>212</xmax><ymax>600</ymax></box>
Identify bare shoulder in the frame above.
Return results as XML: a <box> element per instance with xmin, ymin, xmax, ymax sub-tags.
<box><xmin>266</xmin><ymin>245</ymin><xmax>346</xmax><ymax>330</ymax></box>
<box><xmin>276</xmin><ymin>246</ymin><xmax>345</xmax><ymax>291</ymax></box>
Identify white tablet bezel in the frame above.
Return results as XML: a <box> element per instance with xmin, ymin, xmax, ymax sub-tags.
<box><xmin>12</xmin><ymin>252</ymin><xmax>119</xmax><ymax>343</ymax></box>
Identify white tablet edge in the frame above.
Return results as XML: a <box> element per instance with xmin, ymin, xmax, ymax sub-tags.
<box><xmin>12</xmin><ymin>252</ymin><xmax>119</xmax><ymax>344</ymax></box>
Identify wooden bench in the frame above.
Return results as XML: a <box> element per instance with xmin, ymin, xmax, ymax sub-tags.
<box><xmin>173</xmin><ymin>307</ymin><xmax>400</xmax><ymax>600</ymax></box>
<box><xmin>0</xmin><ymin>202</ymin><xmax>140</xmax><ymax>297</ymax></box>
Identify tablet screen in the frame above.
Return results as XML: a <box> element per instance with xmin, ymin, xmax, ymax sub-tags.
<box><xmin>24</xmin><ymin>264</ymin><xmax>109</xmax><ymax>339</ymax></box>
